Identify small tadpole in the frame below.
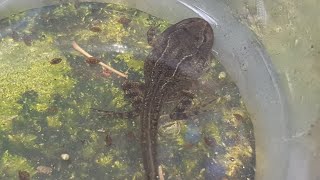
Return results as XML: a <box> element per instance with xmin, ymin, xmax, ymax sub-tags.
<box><xmin>50</xmin><ymin>58</ymin><xmax>62</xmax><ymax>64</ymax></box>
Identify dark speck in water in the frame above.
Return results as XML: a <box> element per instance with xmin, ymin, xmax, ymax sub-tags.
<box><xmin>50</xmin><ymin>58</ymin><xmax>62</xmax><ymax>64</ymax></box>
<box><xmin>18</xmin><ymin>170</ymin><xmax>30</xmax><ymax>180</ymax></box>
<box><xmin>105</xmin><ymin>134</ymin><xmax>112</xmax><ymax>146</ymax></box>
<box><xmin>204</xmin><ymin>135</ymin><xmax>216</xmax><ymax>147</ymax></box>
<box><xmin>118</xmin><ymin>16</ymin><xmax>131</xmax><ymax>27</ymax></box>
<box><xmin>11</xmin><ymin>31</ymin><xmax>20</xmax><ymax>41</ymax></box>
<box><xmin>46</xmin><ymin>106</ymin><xmax>58</xmax><ymax>115</ymax></box>
<box><xmin>23</xmin><ymin>34</ymin><xmax>33</xmax><ymax>46</ymax></box>
<box><xmin>126</xmin><ymin>131</ymin><xmax>136</xmax><ymax>141</ymax></box>
<box><xmin>233</xmin><ymin>113</ymin><xmax>244</xmax><ymax>121</ymax></box>
<box><xmin>89</xmin><ymin>26</ymin><xmax>102</xmax><ymax>32</ymax></box>
<box><xmin>307</xmin><ymin>132</ymin><xmax>312</xmax><ymax>136</ymax></box>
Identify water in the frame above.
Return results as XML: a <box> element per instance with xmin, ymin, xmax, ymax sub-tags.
<box><xmin>0</xmin><ymin>2</ymin><xmax>255</xmax><ymax>179</ymax></box>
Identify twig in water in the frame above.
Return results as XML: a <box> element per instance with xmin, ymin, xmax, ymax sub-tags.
<box><xmin>72</xmin><ymin>41</ymin><xmax>128</xmax><ymax>79</ymax></box>
<box><xmin>158</xmin><ymin>165</ymin><xmax>165</xmax><ymax>180</ymax></box>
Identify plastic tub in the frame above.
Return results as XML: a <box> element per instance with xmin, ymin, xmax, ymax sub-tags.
<box><xmin>0</xmin><ymin>0</ymin><xmax>319</xmax><ymax>180</ymax></box>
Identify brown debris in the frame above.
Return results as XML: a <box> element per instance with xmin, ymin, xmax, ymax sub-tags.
<box><xmin>102</xmin><ymin>67</ymin><xmax>112</xmax><ymax>78</ymax></box>
<box><xmin>118</xmin><ymin>16</ymin><xmax>131</xmax><ymax>27</ymax></box>
<box><xmin>50</xmin><ymin>58</ymin><xmax>62</xmax><ymax>65</ymax></box>
<box><xmin>89</xmin><ymin>26</ymin><xmax>102</xmax><ymax>33</ymax></box>
<box><xmin>22</xmin><ymin>34</ymin><xmax>33</xmax><ymax>46</ymax></box>
<box><xmin>126</xmin><ymin>131</ymin><xmax>136</xmax><ymax>141</ymax></box>
<box><xmin>18</xmin><ymin>170</ymin><xmax>30</xmax><ymax>180</ymax></box>
<box><xmin>36</xmin><ymin>165</ymin><xmax>53</xmax><ymax>175</ymax></box>
<box><xmin>105</xmin><ymin>134</ymin><xmax>112</xmax><ymax>146</ymax></box>
<box><xmin>204</xmin><ymin>136</ymin><xmax>216</xmax><ymax>147</ymax></box>
<box><xmin>11</xmin><ymin>31</ymin><xmax>20</xmax><ymax>41</ymax></box>
<box><xmin>86</xmin><ymin>57</ymin><xmax>100</xmax><ymax>64</ymax></box>
<box><xmin>233</xmin><ymin>113</ymin><xmax>244</xmax><ymax>121</ymax></box>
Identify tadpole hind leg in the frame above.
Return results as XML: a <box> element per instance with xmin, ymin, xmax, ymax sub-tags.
<box><xmin>90</xmin><ymin>80</ymin><xmax>144</xmax><ymax>121</ymax></box>
<box><xmin>121</xmin><ymin>80</ymin><xmax>145</xmax><ymax>111</ymax></box>
<box><xmin>169</xmin><ymin>90</ymin><xmax>195</xmax><ymax>120</ymax></box>
<box><xmin>169</xmin><ymin>92</ymin><xmax>217</xmax><ymax>121</ymax></box>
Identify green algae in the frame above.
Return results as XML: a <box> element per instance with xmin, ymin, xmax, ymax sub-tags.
<box><xmin>0</xmin><ymin>38</ymin><xmax>74</xmax><ymax>116</ymax></box>
<box><xmin>114</xmin><ymin>52</ymin><xmax>144</xmax><ymax>72</ymax></box>
<box><xmin>0</xmin><ymin>151</ymin><xmax>36</xmax><ymax>178</ymax></box>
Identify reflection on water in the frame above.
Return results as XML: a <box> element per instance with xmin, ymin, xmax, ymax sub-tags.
<box><xmin>0</xmin><ymin>2</ymin><xmax>255</xmax><ymax>179</ymax></box>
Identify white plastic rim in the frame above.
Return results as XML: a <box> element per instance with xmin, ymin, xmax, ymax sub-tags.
<box><xmin>1</xmin><ymin>0</ymin><xmax>310</xmax><ymax>179</ymax></box>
